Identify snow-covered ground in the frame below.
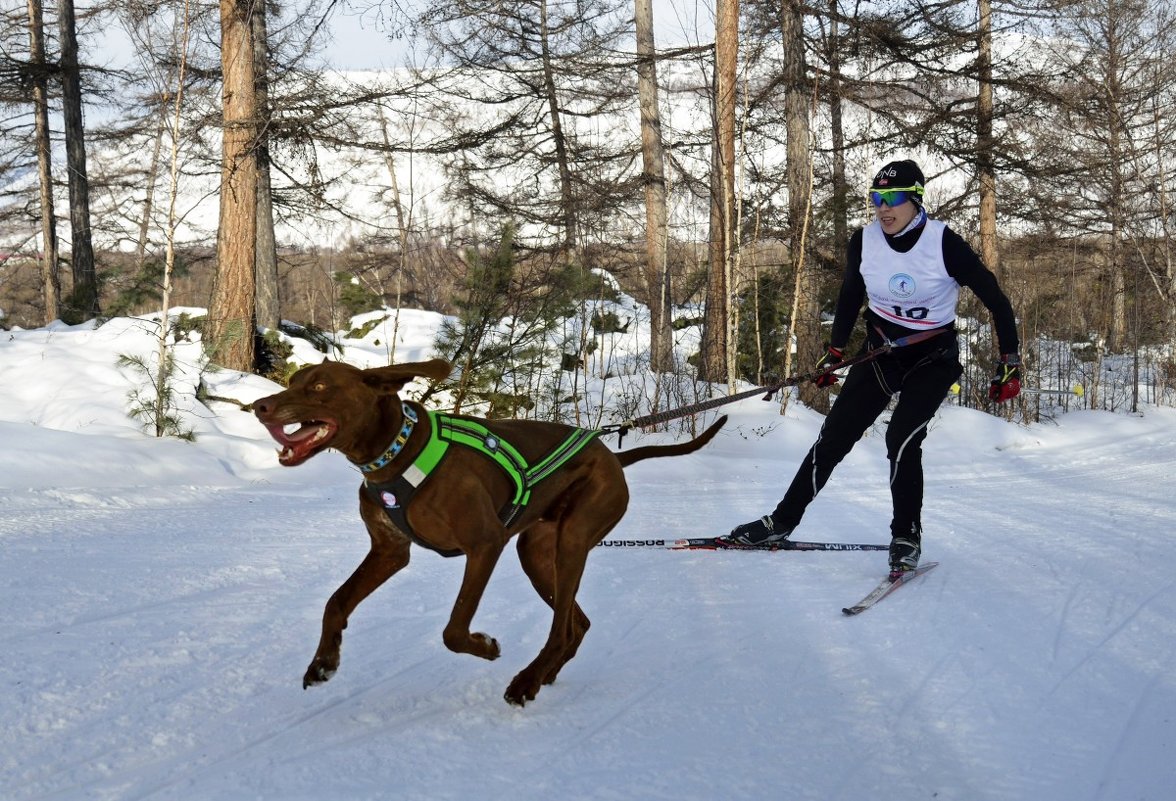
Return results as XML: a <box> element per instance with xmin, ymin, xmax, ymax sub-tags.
<box><xmin>2</xmin><ymin>313</ymin><xmax>1175</xmax><ymax>801</ymax></box>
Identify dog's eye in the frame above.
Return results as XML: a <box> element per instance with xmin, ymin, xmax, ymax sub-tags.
<box><xmin>312</xmin><ymin>382</ymin><xmax>327</xmax><ymax>392</ymax></box>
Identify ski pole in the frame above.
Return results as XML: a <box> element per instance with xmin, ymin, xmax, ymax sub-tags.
<box><xmin>605</xmin><ymin>328</ymin><xmax>947</xmax><ymax>435</ymax></box>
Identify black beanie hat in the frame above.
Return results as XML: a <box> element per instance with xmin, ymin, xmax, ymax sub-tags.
<box><xmin>872</xmin><ymin>160</ymin><xmax>926</xmax><ymax>204</ymax></box>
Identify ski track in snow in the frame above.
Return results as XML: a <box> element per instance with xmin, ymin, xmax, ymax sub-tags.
<box><xmin>3</xmin><ymin>347</ymin><xmax>1176</xmax><ymax>798</ymax></box>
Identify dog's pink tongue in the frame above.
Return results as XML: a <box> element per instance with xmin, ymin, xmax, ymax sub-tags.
<box><xmin>267</xmin><ymin>422</ymin><xmax>317</xmax><ymax>445</ymax></box>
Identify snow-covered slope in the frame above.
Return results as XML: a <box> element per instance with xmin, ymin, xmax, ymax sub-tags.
<box><xmin>2</xmin><ymin>314</ymin><xmax>1174</xmax><ymax>801</ymax></box>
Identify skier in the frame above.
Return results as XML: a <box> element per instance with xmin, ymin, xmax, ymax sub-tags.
<box><xmin>719</xmin><ymin>159</ymin><xmax>1021</xmax><ymax>576</ymax></box>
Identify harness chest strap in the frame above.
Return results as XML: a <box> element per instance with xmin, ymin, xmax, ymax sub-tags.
<box><xmin>360</xmin><ymin>404</ymin><xmax>600</xmax><ymax>555</ymax></box>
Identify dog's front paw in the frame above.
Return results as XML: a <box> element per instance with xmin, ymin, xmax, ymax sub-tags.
<box><xmin>303</xmin><ymin>658</ymin><xmax>338</xmax><ymax>689</ymax></box>
<box><xmin>443</xmin><ymin>628</ymin><xmax>500</xmax><ymax>660</ymax></box>
<box><xmin>471</xmin><ymin>632</ymin><xmax>500</xmax><ymax>661</ymax></box>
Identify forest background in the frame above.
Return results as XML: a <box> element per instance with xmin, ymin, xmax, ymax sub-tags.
<box><xmin>2</xmin><ymin>0</ymin><xmax>1174</xmax><ymax>426</ymax></box>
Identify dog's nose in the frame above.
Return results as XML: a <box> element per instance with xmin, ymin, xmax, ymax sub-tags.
<box><xmin>253</xmin><ymin>396</ymin><xmax>273</xmax><ymax>415</ymax></box>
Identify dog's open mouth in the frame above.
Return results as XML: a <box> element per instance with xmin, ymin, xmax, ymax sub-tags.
<box><xmin>264</xmin><ymin>419</ymin><xmax>339</xmax><ymax>466</ymax></box>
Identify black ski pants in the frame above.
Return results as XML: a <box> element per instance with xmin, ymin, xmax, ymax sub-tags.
<box><xmin>771</xmin><ymin>334</ymin><xmax>963</xmax><ymax>539</ymax></box>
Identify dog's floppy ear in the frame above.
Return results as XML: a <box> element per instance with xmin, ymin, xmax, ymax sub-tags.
<box><xmin>361</xmin><ymin>359</ymin><xmax>453</xmax><ymax>395</ymax></box>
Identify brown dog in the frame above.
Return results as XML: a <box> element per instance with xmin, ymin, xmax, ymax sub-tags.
<box><xmin>253</xmin><ymin>359</ymin><xmax>724</xmax><ymax>706</ymax></box>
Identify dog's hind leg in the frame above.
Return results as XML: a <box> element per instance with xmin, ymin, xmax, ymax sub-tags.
<box><xmin>304</xmin><ymin>496</ymin><xmax>412</xmax><ymax>689</ymax></box>
<box><xmin>505</xmin><ymin>482</ymin><xmax>626</xmax><ymax>706</ymax></box>
<box><xmin>516</xmin><ymin>524</ymin><xmax>591</xmax><ymax>680</ymax></box>
<box><xmin>505</xmin><ymin>538</ymin><xmax>592</xmax><ymax>706</ymax></box>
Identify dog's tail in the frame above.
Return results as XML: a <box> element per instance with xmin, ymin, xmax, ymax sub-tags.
<box><xmin>614</xmin><ymin>415</ymin><xmax>727</xmax><ymax>468</ymax></box>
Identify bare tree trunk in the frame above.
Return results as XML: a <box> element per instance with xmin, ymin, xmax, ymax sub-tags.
<box><xmin>1151</xmin><ymin>91</ymin><xmax>1176</xmax><ymax>346</ymax></box>
<box><xmin>377</xmin><ymin>105</ymin><xmax>410</xmax><ymax>363</ymax></box>
<box><xmin>1109</xmin><ymin>226</ymin><xmax>1127</xmax><ymax>352</ymax></box>
<box><xmin>57</xmin><ymin>0</ymin><xmax>99</xmax><ymax>322</ymax></box>
<box><xmin>634</xmin><ymin>0</ymin><xmax>673</xmax><ymax>373</ymax></box>
<box><xmin>136</xmin><ymin>116</ymin><xmax>167</xmax><ymax>265</ymax></box>
<box><xmin>377</xmin><ymin>106</ymin><xmax>410</xmax><ymax>256</ymax></box>
<box><xmin>701</xmin><ymin>0</ymin><xmax>738</xmax><ymax>383</ymax></box>
<box><xmin>1105</xmin><ymin>35</ymin><xmax>1127</xmax><ymax>352</ymax></box>
<box><xmin>977</xmin><ymin>0</ymin><xmax>1000</xmax><ymax>277</ymax></box>
<box><xmin>253</xmin><ymin>1</ymin><xmax>280</xmax><ymax>331</ymax></box>
<box><xmin>152</xmin><ymin>0</ymin><xmax>193</xmax><ymax>437</ymax></box>
<box><xmin>538</xmin><ymin>0</ymin><xmax>578</xmax><ymax>254</ymax></box>
<box><xmin>26</xmin><ymin>0</ymin><xmax>59</xmax><ymax>323</ymax></box>
<box><xmin>825</xmin><ymin>0</ymin><xmax>848</xmax><ymax>262</ymax></box>
<box><xmin>208</xmin><ymin>0</ymin><xmax>258</xmax><ymax>371</ymax></box>
<box><xmin>780</xmin><ymin>1</ymin><xmax>823</xmax><ymax>411</ymax></box>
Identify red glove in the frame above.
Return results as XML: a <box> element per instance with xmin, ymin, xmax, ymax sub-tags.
<box><xmin>814</xmin><ymin>346</ymin><xmax>845</xmax><ymax>388</ymax></box>
<box><xmin>989</xmin><ymin>354</ymin><xmax>1022</xmax><ymax>402</ymax></box>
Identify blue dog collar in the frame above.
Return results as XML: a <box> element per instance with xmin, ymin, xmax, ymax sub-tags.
<box><xmin>357</xmin><ymin>404</ymin><xmax>419</xmax><ymax>474</ymax></box>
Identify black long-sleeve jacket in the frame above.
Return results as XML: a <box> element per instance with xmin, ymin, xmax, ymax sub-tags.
<box><xmin>829</xmin><ymin>219</ymin><xmax>1020</xmax><ymax>355</ymax></box>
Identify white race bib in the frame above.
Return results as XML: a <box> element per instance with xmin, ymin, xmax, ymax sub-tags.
<box><xmin>860</xmin><ymin>220</ymin><xmax>959</xmax><ymax>329</ymax></box>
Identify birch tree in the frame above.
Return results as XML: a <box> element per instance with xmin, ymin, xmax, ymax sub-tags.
<box><xmin>122</xmin><ymin>0</ymin><xmax>196</xmax><ymax>440</ymax></box>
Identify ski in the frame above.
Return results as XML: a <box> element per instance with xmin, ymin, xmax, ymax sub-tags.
<box><xmin>597</xmin><ymin>537</ymin><xmax>887</xmax><ymax>552</ymax></box>
<box><xmin>841</xmin><ymin>561</ymin><xmax>940</xmax><ymax>616</ymax></box>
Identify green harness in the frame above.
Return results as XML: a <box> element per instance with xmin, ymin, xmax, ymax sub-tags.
<box><xmin>360</xmin><ymin>404</ymin><xmax>601</xmax><ymax>557</ymax></box>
